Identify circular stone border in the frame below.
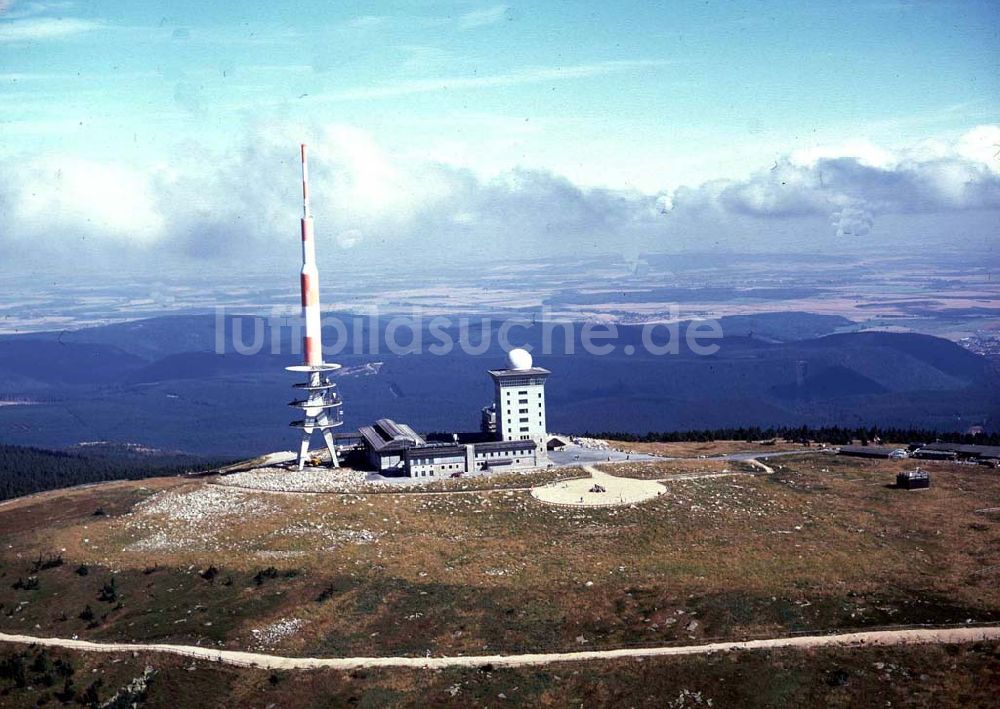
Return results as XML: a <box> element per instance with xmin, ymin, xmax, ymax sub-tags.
<box><xmin>531</xmin><ymin>467</ymin><xmax>665</xmax><ymax>507</ymax></box>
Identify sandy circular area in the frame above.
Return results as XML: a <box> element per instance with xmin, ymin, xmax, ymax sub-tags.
<box><xmin>531</xmin><ymin>467</ymin><xmax>665</xmax><ymax>507</ymax></box>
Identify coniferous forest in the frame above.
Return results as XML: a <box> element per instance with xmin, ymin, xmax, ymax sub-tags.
<box><xmin>585</xmin><ymin>426</ymin><xmax>1000</xmax><ymax>446</ymax></box>
<box><xmin>0</xmin><ymin>445</ymin><xmax>226</xmax><ymax>501</ymax></box>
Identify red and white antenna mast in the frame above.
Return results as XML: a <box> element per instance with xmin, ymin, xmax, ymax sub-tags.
<box><xmin>286</xmin><ymin>143</ymin><xmax>344</xmax><ymax>470</ymax></box>
<box><xmin>299</xmin><ymin>143</ymin><xmax>323</xmax><ymax>366</ymax></box>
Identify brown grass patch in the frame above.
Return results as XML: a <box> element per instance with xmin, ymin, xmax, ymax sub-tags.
<box><xmin>0</xmin><ymin>454</ymin><xmax>996</xmax><ymax>657</ymax></box>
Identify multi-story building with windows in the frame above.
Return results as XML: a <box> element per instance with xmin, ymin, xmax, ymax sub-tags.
<box><xmin>488</xmin><ymin>348</ymin><xmax>550</xmax><ymax>460</ymax></box>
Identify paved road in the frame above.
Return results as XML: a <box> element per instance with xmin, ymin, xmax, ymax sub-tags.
<box><xmin>1</xmin><ymin>626</ymin><xmax>996</xmax><ymax>671</ymax></box>
<box><xmin>716</xmin><ymin>449</ymin><xmax>836</xmax><ymax>463</ymax></box>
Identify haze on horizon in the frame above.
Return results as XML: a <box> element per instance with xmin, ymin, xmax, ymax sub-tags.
<box><xmin>1</xmin><ymin>0</ymin><xmax>998</xmax><ymax>278</ymax></box>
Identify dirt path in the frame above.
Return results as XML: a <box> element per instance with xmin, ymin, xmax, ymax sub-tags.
<box><xmin>1</xmin><ymin>626</ymin><xmax>997</xmax><ymax>671</ymax></box>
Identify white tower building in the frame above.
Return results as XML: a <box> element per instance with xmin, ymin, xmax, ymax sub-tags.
<box><xmin>488</xmin><ymin>348</ymin><xmax>550</xmax><ymax>459</ymax></box>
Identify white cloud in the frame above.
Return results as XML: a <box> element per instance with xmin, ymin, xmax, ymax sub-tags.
<box><xmin>956</xmin><ymin>124</ymin><xmax>1000</xmax><ymax>172</ymax></box>
<box><xmin>668</xmin><ymin>126</ymin><xmax>1000</xmax><ymax>237</ymax></box>
<box><xmin>790</xmin><ymin>139</ymin><xmax>896</xmax><ymax>169</ymax></box>
<box><xmin>4</xmin><ymin>157</ymin><xmax>164</xmax><ymax>245</ymax></box>
<box><xmin>459</xmin><ymin>5</ymin><xmax>509</xmax><ymax>30</ymax></box>
<box><xmin>317</xmin><ymin>59</ymin><xmax>668</xmax><ymax>101</ymax></box>
<box><xmin>0</xmin><ymin>17</ymin><xmax>101</xmax><ymax>42</ymax></box>
<box><xmin>0</xmin><ymin>2</ymin><xmax>76</xmax><ymax>21</ymax></box>
<box><xmin>346</xmin><ymin>15</ymin><xmax>387</xmax><ymax>30</ymax></box>
<box><xmin>0</xmin><ymin>123</ymin><xmax>996</xmax><ymax>270</ymax></box>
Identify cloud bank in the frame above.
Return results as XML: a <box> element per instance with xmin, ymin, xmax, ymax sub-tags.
<box><xmin>0</xmin><ymin>124</ymin><xmax>997</xmax><ymax>272</ymax></box>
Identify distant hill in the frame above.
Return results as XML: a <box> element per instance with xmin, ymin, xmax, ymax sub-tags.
<box><xmin>0</xmin><ymin>340</ymin><xmax>145</xmax><ymax>386</ymax></box>
<box><xmin>717</xmin><ymin>312</ymin><xmax>855</xmax><ymax>342</ymax></box>
<box><xmin>0</xmin><ymin>312</ymin><xmax>995</xmax><ymax>456</ymax></box>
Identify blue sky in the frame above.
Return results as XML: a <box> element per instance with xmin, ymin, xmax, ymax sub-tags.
<box><xmin>0</xmin><ymin>1</ymin><xmax>998</xmax><ymax>268</ymax></box>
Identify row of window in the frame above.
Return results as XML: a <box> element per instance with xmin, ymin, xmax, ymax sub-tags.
<box><xmin>411</xmin><ymin>459</ymin><xmax>462</xmax><ymax>466</ymax></box>
<box><xmin>411</xmin><ymin>453</ymin><xmax>534</xmax><ymax>476</ymax></box>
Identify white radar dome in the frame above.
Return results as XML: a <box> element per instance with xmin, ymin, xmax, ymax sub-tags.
<box><xmin>506</xmin><ymin>348</ymin><xmax>533</xmax><ymax>370</ymax></box>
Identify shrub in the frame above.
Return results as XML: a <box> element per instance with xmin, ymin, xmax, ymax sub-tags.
<box><xmin>54</xmin><ymin>658</ymin><xmax>74</xmax><ymax>678</ymax></box>
<box><xmin>55</xmin><ymin>677</ymin><xmax>75</xmax><ymax>702</ymax></box>
<box><xmin>253</xmin><ymin>567</ymin><xmax>279</xmax><ymax>586</ymax></box>
<box><xmin>82</xmin><ymin>678</ymin><xmax>103</xmax><ymax>704</ymax></box>
<box><xmin>31</xmin><ymin>554</ymin><xmax>64</xmax><ymax>572</ymax></box>
<box><xmin>0</xmin><ymin>653</ymin><xmax>28</xmax><ymax>688</ymax></box>
<box><xmin>30</xmin><ymin>650</ymin><xmax>51</xmax><ymax>674</ymax></box>
<box><xmin>98</xmin><ymin>578</ymin><xmax>118</xmax><ymax>603</ymax></box>
<box><xmin>12</xmin><ymin>576</ymin><xmax>39</xmax><ymax>590</ymax></box>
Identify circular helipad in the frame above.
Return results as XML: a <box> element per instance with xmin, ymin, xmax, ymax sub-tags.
<box><xmin>531</xmin><ymin>467</ymin><xmax>665</xmax><ymax>507</ymax></box>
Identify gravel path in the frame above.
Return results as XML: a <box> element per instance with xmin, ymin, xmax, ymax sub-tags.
<box><xmin>745</xmin><ymin>458</ymin><xmax>775</xmax><ymax>474</ymax></box>
<box><xmin>1</xmin><ymin>626</ymin><xmax>996</xmax><ymax>671</ymax></box>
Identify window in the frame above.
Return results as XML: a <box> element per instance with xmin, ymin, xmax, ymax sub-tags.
<box><xmin>519</xmin><ymin>426</ymin><xmax>529</xmax><ymax>432</ymax></box>
<box><xmin>519</xmin><ymin>408</ymin><xmax>528</xmax><ymax>414</ymax></box>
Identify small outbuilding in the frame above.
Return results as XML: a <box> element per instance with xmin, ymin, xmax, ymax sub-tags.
<box><xmin>547</xmin><ymin>435</ymin><xmax>572</xmax><ymax>451</ymax></box>
<box><xmin>912</xmin><ymin>449</ymin><xmax>958</xmax><ymax>461</ymax></box>
<box><xmin>897</xmin><ymin>469</ymin><xmax>930</xmax><ymax>490</ymax></box>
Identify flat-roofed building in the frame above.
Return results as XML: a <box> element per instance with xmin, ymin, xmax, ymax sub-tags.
<box><xmin>838</xmin><ymin>445</ymin><xmax>897</xmax><ymax>459</ymax></box>
<box><xmin>472</xmin><ymin>439</ymin><xmax>537</xmax><ymax>471</ymax></box>
<box><xmin>359</xmin><ymin>418</ymin><xmax>539</xmax><ymax>478</ymax></box>
<box><xmin>406</xmin><ymin>444</ymin><xmax>467</xmax><ymax>478</ymax></box>
<box><xmin>405</xmin><ymin>439</ymin><xmax>538</xmax><ymax>478</ymax></box>
<box><xmin>488</xmin><ymin>348</ymin><xmax>550</xmax><ymax>461</ymax></box>
<box><xmin>920</xmin><ymin>442</ymin><xmax>1000</xmax><ymax>461</ymax></box>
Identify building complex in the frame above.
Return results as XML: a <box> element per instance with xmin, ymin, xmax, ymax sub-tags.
<box><xmin>356</xmin><ymin>348</ymin><xmax>550</xmax><ymax>478</ymax></box>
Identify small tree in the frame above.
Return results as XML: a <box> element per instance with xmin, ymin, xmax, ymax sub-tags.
<box><xmin>98</xmin><ymin>578</ymin><xmax>118</xmax><ymax>603</ymax></box>
<box><xmin>82</xmin><ymin>678</ymin><xmax>103</xmax><ymax>705</ymax></box>
<box><xmin>55</xmin><ymin>677</ymin><xmax>75</xmax><ymax>702</ymax></box>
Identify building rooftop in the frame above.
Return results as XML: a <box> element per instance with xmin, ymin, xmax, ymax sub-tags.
<box><xmin>838</xmin><ymin>445</ymin><xmax>899</xmax><ymax>457</ymax></box>
<box><xmin>922</xmin><ymin>442</ymin><xmax>1000</xmax><ymax>458</ymax></box>
<box><xmin>475</xmin><ymin>439</ymin><xmax>537</xmax><ymax>453</ymax></box>
<box><xmin>488</xmin><ymin>367</ymin><xmax>551</xmax><ymax>378</ymax></box>
<box><xmin>406</xmin><ymin>444</ymin><xmax>467</xmax><ymax>459</ymax></box>
<box><xmin>359</xmin><ymin>418</ymin><xmax>425</xmax><ymax>453</ymax></box>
